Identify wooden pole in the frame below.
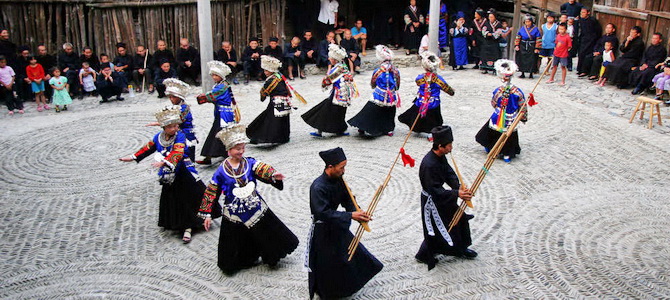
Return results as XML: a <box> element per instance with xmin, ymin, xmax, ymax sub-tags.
<box><xmin>428</xmin><ymin>0</ymin><xmax>440</xmax><ymax>55</ymax></box>
<box><xmin>197</xmin><ymin>0</ymin><xmax>214</xmax><ymax>92</ymax></box>
<box><xmin>510</xmin><ymin>0</ymin><xmax>522</xmax><ymax>60</ymax></box>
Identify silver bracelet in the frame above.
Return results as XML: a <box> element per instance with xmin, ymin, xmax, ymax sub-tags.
<box><xmin>197</xmin><ymin>212</ymin><xmax>211</xmax><ymax>219</ymax></box>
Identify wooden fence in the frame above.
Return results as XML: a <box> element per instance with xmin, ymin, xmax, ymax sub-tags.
<box><xmin>0</xmin><ymin>0</ymin><xmax>285</xmax><ymax>58</ymax></box>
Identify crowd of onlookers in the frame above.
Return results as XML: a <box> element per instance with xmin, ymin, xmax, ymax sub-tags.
<box><xmin>1</xmin><ymin>0</ymin><xmax>669</xmax><ymax>116</ymax></box>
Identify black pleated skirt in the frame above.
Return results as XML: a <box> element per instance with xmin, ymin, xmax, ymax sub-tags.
<box><xmin>157</xmin><ymin>165</ymin><xmax>205</xmax><ymax>231</ymax></box>
<box><xmin>398</xmin><ymin>103</ymin><xmax>443</xmax><ymax>133</ymax></box>
<box><xmin>217</xmin><ymin>208</ymin><xmax>299</xmax><ymax>275</ymax></box>
<box><xmin>200</xmin><ymin>114</ymin><xmax>228</xmax><ymax>158</ymax></box>
<box><xmin>347</xmin><ymin>102</ymin><xmax>396</xmax><ymax>136</ymax></box>
<box><xmin>475</xmin><ymin>123</ymin><xmax>521</xmax><ymax>158</ymax></box>
<box><xmin>301</xmin><ymin>96</ymin><xmax>348</xmax><ymax>134</ymax></box>
<box><xmin>246</xmin><ymin>101</ymin><xmax>291</xmax><ymax>144</ymax></box>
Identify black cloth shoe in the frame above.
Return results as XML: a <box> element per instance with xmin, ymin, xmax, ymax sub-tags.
<box><xmin>631</xmin><ymin>87</ymin><xmax>643</xmax><ymax>95</ymax></box>
<box><xmin>519</xmin><ymin>73</ymin><xmax>526</xmax><ymax>78</ymax></box>
<box><xmin>116</xmin><ymin>95</ymin><xmax>125</xmax><ymax>101</ymax></box>
<box><xmin>616</xmin><ymin>84</ymin><xmax>628</xmax><ymax>89</ymax></box>
<box><xmin>100</xmin><ymin>97</ymin><xmax>109</xmax><ymax>104</ymax></box>
<box><xmin>473</xmin><ymin>65</ymin><xmax>479</xmax><ymax>69</ymax></box>
<box><xmin>460</xmin><ymin>248</ymin><xmax>478</xmax><ymax>259</ymax></box>
<box><xmin>415</xmin><ymin>254</ymin><xmax>437</xmax><ymax>270</ymax></box>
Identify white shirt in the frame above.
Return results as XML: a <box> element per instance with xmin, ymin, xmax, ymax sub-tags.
<box><xmin>318</xmin><ymin>0</ymin><xmax>339</xmax><ymax>25</ymax></box>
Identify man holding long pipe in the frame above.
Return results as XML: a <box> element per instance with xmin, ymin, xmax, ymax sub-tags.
<box><xmin>415</xmin><ymin>125</ymin><xmax>477</xmax><ymax>270</ymax></box>
<box><xmin>306</xmin><ymin>147</ymin><xmax>383</xmax><ymax>299</ymax></box>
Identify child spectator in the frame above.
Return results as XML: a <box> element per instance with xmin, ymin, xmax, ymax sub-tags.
<box><xmin>284</xmin><ymin>36</ymin><xmax>305</xmax><ymax>80</ymax></box>
<box><xmin>26</xmin><ymin>55</ymin><xmax>48</xmax><ymax>112</ymax></box>
<box><xmin>538</xmin><ymin>13</ymin><xmax>557</xmax><ymax>71</ymax></box>
<box><xmin>594</xmin><ymin>41</ymin><xmax>615</xmax><ymax>86</ymax></box>
<box><xmin>79</xmin><ymin>61</ymin><xmax>97</xmax><ymax>96</ymax></box>
<box><xmin>48</xmin><ymin>67</ymin><xmax>73</xmax><ymax>112</ymax></box>
<box><xmin>154</xmin><ymin>60</ymin><xmax>177</xmax><ymax>98</ymax></box>
<box><xmin>499</xmin><ymin>19</ymin><xmax>513</xmax><ymax>59</ymax></box>
<box><xmin>565</xmin><ymin>16</ymin><xmax>578</xmax><ymax>71</ymax></box>
<box><xmin>0</xmin><ymin>55</ymin><xmax>23</xmax><ymax>115</ymax></box>
<box><xmin>651</xmin><ymin>61</ymin><xmax>670</xmax><ymax>102</ymax></box>
<box><xmin>351</xmin><ymin>19</ymin><xmax>368</xmax><ymax>56</ymax></box>
<box><xmin>96</xmin><ymin>64</ymin><xmax>124</xmax><ymax>103</ymax></box>
<box><xmin>547</xmin><ymin>23</ymin><xmax>572</xmax><ymax>86</ymax></box>
<box><xmin>99</xmin><ymin>54</ymin><xmax>114</xmax><ymax>71</ymax></box>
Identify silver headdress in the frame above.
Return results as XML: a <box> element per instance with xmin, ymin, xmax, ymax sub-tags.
<box><xmin>420</xmin><ymin>51</ymin><xmax>440</xmax><ymax>72</ymax></box>
<box><xmin>328</xmin><ymin>44</ymin><xmax>347</xmax><ymax>61</ymax></box>
<box><xmin>494</xmin><ymin>59</ymin><xmax>518</xmax><ymax>79</ymax></box>
<box><xmin>261</xmin><ymin>55</ymin><xmax>282</xmax><ymax>73</ymax></box>
<box><xmin>155</xmin><ymin>105</ymin><xmax>183</xmax><ymax>127</ymax></box>
<box><xmin>216</xmin><ymin>124</ymin><xmax>250</xmax><ymax>149</ymax></box>
<box><xmin>208</xmin><ymin>60</ymin><xmax>232</xmax><ymax>78</ymax></box>
<box><xmin>375</xmin><ymin>45</ymin><xmax>393</xmax><ymax>62</ymax></box>
<box><xmin>162</xmin><ymin>78</ymin><xmax>189</xmax><ymax>100</ymax></box>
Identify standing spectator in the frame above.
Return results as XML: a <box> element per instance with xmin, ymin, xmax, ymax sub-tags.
<box><xmin>604</xmin><ymin>26</ymin><xmax>645</xmax><ymax>88</ymax></box>
<box><xmin>58</xmin><ymin>43</ymin><xmax>80</xmax><ymax>98</ymax></box>
<box><xmin>317</xmin><ymin>31</ymin><xmax>336</xmax><ymax>68</ymax></box>
<box><xmin>565</xmin><ymin>16</ymin><xmax>579</xmax><ymax>71</ymax></box>
<box><xmin>0</xmin><ymin>56</ymin><xmax>23</xmax><ymax>114</ymax></box>
<box><xmin>215</xmin><ymin>41</ymin><xmax>240</xmax><ymax>84</ymax></box>
<box><xmin>176</xmin><ymin>38</ymin><xmax>201</xmax><ymax>85</ymax></box>
<box><xmin>154</xmin><ymin>60</ymin><xmax>178</xmax><ymax>98</ymax></box>
<box><xmin>470</xmin><ymin>8</ymin><xmax>487</xmax><ymax>68</ymax></box>
<box><xmin>449</xmin><ymin>11</ymin><xmax>470</xmax><ymax>70</ymax></box>
<box><xmin>479</xmin><ymin>9</ymin><xmax>503</xmax><ymax>74</ymax></box>
<box><xmin>132</xmin><ymin>45</ymin><xmax>154</xmax><ymax>93</ymax></box>
<box><xmin>113</xmin><ymin>43</ymin><xmax>132</xmax><ymax>91</ymax></box>
<box><xmin>340</xmin><ymin>29</ymin><xmax>361</xmax><ymax>74</ymax></box>
<box><xmin>242</xmin><ymin>37</ymin><xmax>263</xmax><ymax>84</ymax></box>
<box><xmin>317</xmin><ymin>0</ymin><xmax>339</xmax><ymax>41</ymax></box>
<box><xmin>499</xmin><ymin>19</ymin><xmax>513</xmax><ymax>59</ymax></box>
<box><xmin>15</xmin><ymin>46</ymin><xmax>32</xmax><ymax>102</ymax></box>
<box><xmin>284</xmin><ymin>36</ymin><xmax>305</xmax><ymax>80</ymax></box>
<box><xmin>36</xmin><ymin>45</ymin><xmax>56</xmax><ymax>102</ymax></box>
<box><xmin>403</xmin><ymin>0</ymin><xmax>425</xmax><ymax>56</ymax></box>
<box><xmin>264</xmin><ymin>37</ymin><xmax>284</xmax><ymax>61</ymax></box>
<box><xmin>300</xmin><ymin>30</ymin><xmax>318</xmax><ymax>65</ymax></box>
<box><xmin>546</xmin><ymin>23</ymin><xmax>572</xmax><ymax>86</ymax></box>
<box><xmin>80</xmin><ymin>47</ymin><xmax>100</xmax><ymax>72</ymax></box>
<box><xmin>152</xmin><ymin>40</ymin><xmax>176</xmax><ymax>73</ymax></box>
<box><xmin>0</xmin><ymin>29</ymin><xmax>17</xmax><ymax>68</ymax></box>
<box><xmin>515</xmin><ymin>14</ymin><xmax>542</xmax><ymax>78</ymax></box>
<box><xmin>48</xmin><ymin>67</ymin><xmax>72</xmax><ymax>112</ymax></box>
<box><xmin>576</xmin><ymin>8</ymin><xmax>601</xmax><ymax>77</ymax></box>
<box><xmin>79</xmin><ymin>61</ymin><xmax>97</xmax><ymax>97</ymax></box>
<box><xmin>629</xmin><ymin>33</ymin><xmax>667</xmax><ymax>94</ymax></box>
<box><xmin>26</xmin><ymin>56</ymin><xmax>47</xmax><ymax>111</ymax></box>
<box><xmin>95</xmin><ymin>64</ymin><xmax>124</xmax><ymax>103</ymax></box>
<box><xmin>560</xmin><ymin>0</ymin><xmax>584</xmax><ymax>18</ymax></box>
<box><xmin>587</xmin><ymin>23</ymin><xmax>619</xmax><ymax>80</ymax></box>
<box><xmin>538</xmin><ymin>12</ymin><xmax>557</xmax><ymax>72</ymax></box>
<box><xmin>351</xmin><ymin>19</ymin><xmax>368</xmax><ymax>56</ymax></box>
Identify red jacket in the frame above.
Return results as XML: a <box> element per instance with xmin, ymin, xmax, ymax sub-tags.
<box><xmin>26</xmin><ymin>64</ymin><xmax>45</xmax><ymax>81</ymax></box>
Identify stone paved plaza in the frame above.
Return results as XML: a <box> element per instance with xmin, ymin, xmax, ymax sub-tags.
<box><xmin>1</xmin><ymin>60</ymin><xmax>669</xmax><ymax>299</ymax></box>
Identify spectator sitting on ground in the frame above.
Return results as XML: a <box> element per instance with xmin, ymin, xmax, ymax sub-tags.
<box><xmin>339</xmin><ymin>29</ymin><xmax>361</xmax><ymax>74</ymax></box>
<box><xmin>154</xmin><ymin>60</ymin><xmax>177</xmax><ymax>98</ymax></box>
<box><xmin>351</xmin><ymin>19</ymin><xmax>368</xmax><ymax>56</ymax></box>
<box><xmin>317</xmin><ymin>31</ymin><xmax>336</xmax><ymax>68</ymax></box>
<box><xmin>242</xmin><ymin>37</ymin><xmax>263</xmax><ymax>84</ymax></box>
<box><xmin>284</xmin><ymin>36</ymin><xmax>305</xmax><ymax>80</ymax></box>
<box><xmin>57</xmin><ymin>42</ymin><xmax>80</xmax><ymax>98</ymax></box>
<box><xmin>628</xmin><ymin>33</ymin><xmax>666</xmax><ymax>94</ymax></box>
<box><xmin>132</xmin><ymin>45</ymin><xmax>154</xmax><ymax>93</ymax></box>
<box><xmin>176</xmin><ymin>38</ymin><xmax>201</xmax><ymax>85</ymax></box>
<box><xmin>80</xmin><ymin>47</ymin><xmax>100</xmax><ymax>72</ymax></box>
<box><xmin>301</xmin><ymin>30</ymin><xmax>318</xmax><ymax>64</ymax></box>
<box><xmin>603</xmin><ymin>26</ymin><xmax>645</xmax><ymax>89</ymax></box>
<box><xmin>113</xmin><ymin>42</ymin><xmax>132</xmax><ymax>91</ymax></box>
<box><xmin>99</xmin><ymin>54</ymin><xmax>114</xmax><ymax>71</ymax></box>
<box><xmin>216</xmin><ymin>41</ymin><xmax>240</xmax><ymax>84</ymax></box>
<box><xmin>152</xmin><ymin>40</ymin><xmax>176</xmax><ymax>74</ymax></box>
<box><xmin>95</xmin><ymin>64</ymin><xmax>124</xmax><ymax>103</ymax></box>
<box><xmin>334</xmin><ymin>18</ymin><xmax>347</xmax><ymax>44</ymax></box>
<box><xmin>264</xmin><ymin>37</ymin><xmax>284</xmax><ymax>61</ymax></box>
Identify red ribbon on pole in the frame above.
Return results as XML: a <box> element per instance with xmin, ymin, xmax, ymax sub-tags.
<box><xmin>399</xmin><ymin>147</ymin><xmax>415</xmax><ymax>167</ymax></box>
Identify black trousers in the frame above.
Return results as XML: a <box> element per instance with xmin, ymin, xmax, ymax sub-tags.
<box><xmin>243</xmin><ymin>60</ymin><xmax>262</xmax><ymax>77</ymax></box>
<box><xmin>63</xmin><ymin>69</ymin><xmax>80</xmax><ymax>95</ymax></box>
<box><xmin>132</xmin><ymin>69</ymin><xmax>154</xmax><ymax>88</ymax></box>
<box><xmin>1</xmin><ymin>85</ymin><xmax>23</xmax><ymax>110</ymax></box>
<box><xmin>178</xmin><ymin>66</ymin><xmax>200</xmax><ymax>84</ymax></box>
<box><xmin>98</xmin><ymin>85</ymin><xmax>121</xmax><ymax>100</ymax></box>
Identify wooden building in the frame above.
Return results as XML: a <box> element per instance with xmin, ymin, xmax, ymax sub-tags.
<box><xmin>0</xmin><ymin>0</ymin><xmax>285</xmax><ymax>57</ymax></box>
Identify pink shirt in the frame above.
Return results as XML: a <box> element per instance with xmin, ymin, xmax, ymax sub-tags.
<box><xmin>0</xmin><ymin>65</ymin><xmax>15</xmax><ymax>85</ymax></box>
<box><xmin>553</xmin><ymin>33</ymin><xmax>572</xmax><ymax>58</ymax></box>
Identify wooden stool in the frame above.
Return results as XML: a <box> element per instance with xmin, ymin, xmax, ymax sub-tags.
<box><xmin>629</xmin><ymin>96</ymin><xmax>663</xmax><ymax>129</ymax></box>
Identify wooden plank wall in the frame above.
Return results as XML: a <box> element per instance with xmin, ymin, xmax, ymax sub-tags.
<box><xmin>0</xmin><ymin>0</ymin><xmax>285</xmax><ymax>59</ymax></box>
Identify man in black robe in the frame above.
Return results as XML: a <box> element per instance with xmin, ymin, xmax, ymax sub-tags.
<box><xmin>605</xmin><ymin>26</ymin><xmax>645</xmax><ymax>88</ymax></box>
<box><xmin>576</xmin><ymin>8</ymin><xmax>601</xmax><ymax>77</ymax></box>
<box><xmin>340</xmin><ymin>29</ymin><xmax>361</xmax><ymax>74</ymax></box>
<box><xmin>215</xmin><ymin>41</ymin><xmax>239</xmax><ymax>84</ymax></box>
<box><xmin>36</xmin><ymin>45</ymin><xmax>56</xmax><ymax>101</ymax></box>
<box><xmin>131</xmin><ymin>45</ymin><xmax>154</xmax><ymax>93</ymax></box>
<box><xmin>152</xmin><ymin>40</ymin><xmax>176</xmax><ymax>74</ymax></box>
<box><xmin>15</xmin><ymin>46</ymin><xmax>32</xmax><ymax>102</ymax></box>
<box><xmin>586</xmin><ymin>23</ymin><xmax>619</xmax><ymax>79</ymax></box>
<box><xmin>629</xmin><ymin>33</ymin><xmax>667</xmax><ymax>95</ymax></box>
<box><xmin>307</xmin><ymin>147</ymin><xmax>383</xmax><ymax>299</ymax></box>
<box><xmin>415</xmin><ymin>125</ymin><xmax>476</xmax><ymax>270</ymax></box>
<box><xmin>263</xmin><ymin>37</ymin><xmax>284</xmax><ymax>61</ymax></box>
<box><xmin>300</xmin><ymin>30</ymin><xmax>318</xmax><ymax>65</ymax></box>
<box><xmin>80</xmin><ymin>47</ymin><xmax>100</xmax><ymax>72</ymax></box>
<box><xmin>242</xmin><ymin>38</ymin><xmax>263</xmax><ymax>84</ymax></box>
<box><xmin>95</xmin><ymin>64</ymin><xmax>124</xmax><ymax>103</ymax></box>
<box><xmin>113</xmin><ymin>43</ymin><xmax>132</xmax><ymax>92</ymax></box>
<box><xmin>58</xmin><ymin>43</ymin><xmax>80</xmax><ymax>97</ymax></box>
<box><xmin>176</xmin><ymin>38</ymin><xmax>201</xmax><ymax>85</ymax></box>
